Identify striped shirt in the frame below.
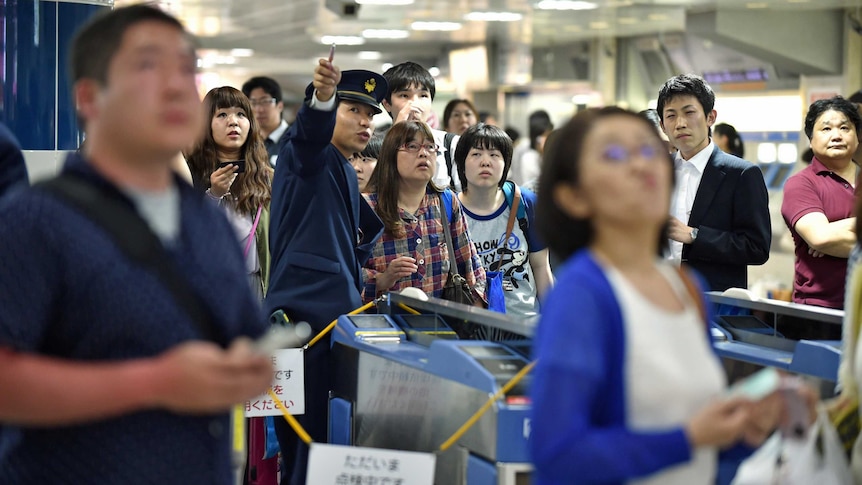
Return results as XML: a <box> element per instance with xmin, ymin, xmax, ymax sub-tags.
<box><xmin>362</xmin><ymin>189</ymin><xmax>485</xmax><ymax>302</ymax></box>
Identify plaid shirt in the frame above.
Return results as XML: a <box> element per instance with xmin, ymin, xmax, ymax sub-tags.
<box><xmin>362</xmin><ymin>189</ymin><xmax>485</xmax><ymax>302</ymax></box>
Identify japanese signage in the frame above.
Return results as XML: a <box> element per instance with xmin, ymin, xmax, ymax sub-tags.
<box><xmin>244</xmin><ymin>348</ymin><xmax>305</xmax><ymax>417</ymax></box>
<box><xmin>307</xmin><ymin>443</ymin><xmax>435</xmax><ymax>485</ymax></box>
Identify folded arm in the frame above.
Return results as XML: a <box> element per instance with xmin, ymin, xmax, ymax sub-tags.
<box><xmin>794</xmin><ymin>213</ymin><xmax>856</xmax><ymax>258</ymax></box>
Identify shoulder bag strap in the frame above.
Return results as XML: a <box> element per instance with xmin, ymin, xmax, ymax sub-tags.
<box><xmin>438</xmin><ymin>192</ymin><xmax>460</xmax><ymax>279</ymax></box>
<box><xmin>37</xmin><ymin>174</ymin><xmax>223</xmax><ymax>344</ymax></box>
<box><xmin>243</xmin><ymin>204</ymin><xmax>264</xmax><ymax>259</ymax></box>
<box><xmin>491</xmin><ymin>187</ymin><xmax>521</xmax><ymax>272</ymax></box>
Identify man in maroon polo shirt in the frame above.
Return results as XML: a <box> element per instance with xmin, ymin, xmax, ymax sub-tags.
<box><xmin>781</xmin><ymin>96</ymin><xmax>859</xmax><ymax>329</ymax></box>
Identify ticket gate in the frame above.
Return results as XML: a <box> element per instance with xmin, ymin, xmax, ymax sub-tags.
<box><xmin>708</xmin><ymin>291</ymin><xmax>843</xmax><ymax>382</ymax></box>
<box><xmin>330</xmin><ymin>293</ymin><xmax>533</xmax><ymax>485</ymax></box>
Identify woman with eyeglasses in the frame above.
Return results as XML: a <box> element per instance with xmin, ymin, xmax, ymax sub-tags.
<box><xmin>186</xmin><ymin>86</ymin><xmax>274</xmax><ymax>299</ymax></box>
<box><xmin>528</xmin><ymin>107</ymin><xmax>804</xmax><ymax>484</ymax></box>
<box><xmin>361</xmin><ymin>121</ymin><xmax>485</xmax><ymax>303</ymax></box>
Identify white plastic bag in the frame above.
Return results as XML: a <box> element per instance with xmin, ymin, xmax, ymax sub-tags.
<box><xmin>732</xmin><ymin>408</ymin><xmax>853</xmax><ymax>485</ymax></box>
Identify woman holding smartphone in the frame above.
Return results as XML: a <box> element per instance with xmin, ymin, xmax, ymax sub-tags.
<box><xmin>528</xmin><ymin>107</ymin><xmax>798</xmax><ymax>484</ymax></box>
<box><xmin>187</xmin><ymin>86</ymin><xmax>274</xmax><ymax>299</ymax></box>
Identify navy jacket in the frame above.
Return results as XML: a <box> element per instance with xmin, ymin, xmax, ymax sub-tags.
<box><xmin>682</xmin><ymin>146</ymin><xmax>771</xmax><ymax>291</ymax></box>
<box><xmin>0</xmin><ymin>122</ymin><xmax>28</xmax><ymax>198</ymax></box>
<box><xmin>265</xmin><ymin>101</ymin><xmax>383</xmax><ymax>330</ymax></box>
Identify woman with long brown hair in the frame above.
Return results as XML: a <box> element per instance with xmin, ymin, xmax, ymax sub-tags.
<box><xmin>186</xmin><ymin>86</ymin><xmax>273</xmax><ymax>298</ymax></box>
<box><xmin>361</xmin><ymin>121</ymin><xmax>485</xmax><ymax>302</ymax></box>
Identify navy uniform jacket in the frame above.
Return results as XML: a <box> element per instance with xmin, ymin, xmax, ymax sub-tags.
<box><xmin>265</xmin><ymin>100</ymin><xmax>384</xmax><ymax>330</ymax></box>
<box><xmin>682</xmin><ymin>146</ymin><xmax>771</xmax><ymax>291</ymax></box>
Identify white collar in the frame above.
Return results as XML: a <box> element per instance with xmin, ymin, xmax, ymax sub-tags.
<box><xmin>674</xmin><ymin>141</ymin><xmax>713</xmax><ymax>173</ymax></box>
<box><xmin>268</xmin><ymin>119</ymin><xmax>289</xmax><ymax>142</ymax></box>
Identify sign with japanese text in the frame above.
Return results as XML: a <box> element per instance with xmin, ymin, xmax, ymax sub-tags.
<box><xmin>244</xmin><ymin>348</ymin><xmax>305</xmax><ymax>417</ymax></box>
<box><xmin>307</xmin><ymin>443</ymin><xmax>435</xmax><ymax>485</ymax></box>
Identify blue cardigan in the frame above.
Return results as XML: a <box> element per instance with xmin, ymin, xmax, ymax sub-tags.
<box><xmin>529</xmin><ymin>250</ymin><xmax>749</xmax><ymax>484</ymax></box>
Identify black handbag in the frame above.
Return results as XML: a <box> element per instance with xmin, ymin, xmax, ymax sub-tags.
<box><xmin>438</xmin><ymin>192</ymin><xmax>475</xmax><ymax>305</ymax></box>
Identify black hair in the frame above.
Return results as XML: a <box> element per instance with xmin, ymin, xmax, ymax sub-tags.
<box><xmin>71</xmin><ymin>4</ymin><xmax>192</xmax><ymax>85</ymax></box>
<box><xmin>536</xmin><ymin>107</ymin><xmax>675</xmax><ymax>261</ymax></box>
<box><xmin>848</xmin><ymin>90</ymin><xmax>862</xmax><ymax>105</ymax></box>
<box><xmin>804</xmin><ymin>96</ymin><xmax>862</xmax><ymax>140</ymax></box>
<box><xmin>381</xmin><ymin>62</ymin><xmax>436</xmax><ymax>104</ymax></box>
<box><xmin>453</xmin><ymin>123</ymin><xmax>514</xmax><ymax>193</ymax></box>
<box><xmin>713</xmin><ymin>122</ymin><xmax>744</xmax><ymax>158</ymax></box>
<box><xmin>359</xmin><ymin>133</ymin><xmax>383</xmax><ymax>160</ymax></box>
<box><xmin>479</xmin><ymin>111</ymin><xmax>495</xmax><ymax>123</ymax></box>
<box><xmin>241</xmin><ymin>76</ymin><xmax>283</xmax><ymax>104</ymax></box>
<box><xmin>656</xmin><ymin>74</ymin><xmax>715</xmax><ymax>122</ymax></box>
<box><xmin>528</xmin><ymin>110</ymin><xmax>553</xmax><ymax>151</ymax></box>
<box><xmin>504</xmin><ymin>126</ymin><xmax>520</xmax><ymax>144</ymax></box>
<box><xmin>639</xmin><ymin>109</ymin><xmax>662</xmax><ymax>132</ymax></box>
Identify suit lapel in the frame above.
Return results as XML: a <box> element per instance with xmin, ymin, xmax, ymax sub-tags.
<box><xmin>688</xmin><ymin>146</ymin><xmax>725</xmax><ymax>226</ymax></box>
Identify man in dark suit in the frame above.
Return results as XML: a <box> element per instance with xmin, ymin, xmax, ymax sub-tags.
<box><xmin>265</xmin><ymin>57</ymin><xmax>386</xmax><ymax>485</ymax></box>
<box><xmin>658</xmin><ymin>74</ymin><xmax>771</xmax><ymax>291</ymax></box>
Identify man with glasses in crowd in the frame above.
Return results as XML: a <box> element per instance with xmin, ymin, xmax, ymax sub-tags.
<box><xmin>242</xmin><ymin>76</ymin><xmax>290</xmax><ymax>166</ymax></box>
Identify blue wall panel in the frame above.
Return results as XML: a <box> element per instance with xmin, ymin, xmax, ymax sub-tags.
<box><xmin>57</xmin><ymin>1</ymin><xmax>102</xmax><ymax>150</ymax></box>
<box><xmin>0</xmin><ymin>1</ymin><xmax>105</xmax><ymax>151</ymax></box>
<box><xmin>1</xmin><ymin>1</ymin><xmax>57</xmax><ymax>150</ymax></box>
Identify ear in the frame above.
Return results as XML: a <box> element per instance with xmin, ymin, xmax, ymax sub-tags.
<box><xmin>706</xmin><ymin>109</ymin><xmax>717</xmax><ymax>127</ymax></box>
<box><xmin>553</xmin><ymin>183</ymin><xmax>591</xmax><ymax>219</ymax></box>
<box><xmin>74</xmin><ymin>79</ymin><xmax>100</xmax><ymax>125</ymax></box>
<box><xmin>382</xmin><ymin>99</ymin><xmax>393</xmax><ymax>117</ymax></box>
<box><xmin>276</xmin><ymin>101</ymin><xmax>284</xmax><ymax>112</ymax></box>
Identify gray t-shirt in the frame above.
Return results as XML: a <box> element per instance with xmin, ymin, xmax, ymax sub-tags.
<box><xmin>460</xmin><ymin>190</ymin><xmax>543</xmax><ymax>318</ymax></box>
<box><xmin>123</xmin><ymin>184</ymin><xmax>180</xmax><ymax>245</ymax></box>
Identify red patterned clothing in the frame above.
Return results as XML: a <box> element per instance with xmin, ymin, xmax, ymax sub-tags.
<box><xmin>362</xmin><ymin>189</ymin><xmax>485</xmax><ymax>302</ymax></box>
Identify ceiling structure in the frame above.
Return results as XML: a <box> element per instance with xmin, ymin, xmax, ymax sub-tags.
<box><xmin>115</xmin><ymin>0</ymin><xmax>862</xmax><ymax>97</ymax></box>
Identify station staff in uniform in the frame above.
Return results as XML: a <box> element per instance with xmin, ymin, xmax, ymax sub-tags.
<box><xmin>264</xmin><ymin>59</ymin><xmax>386</xmax><ymax>485</ymax></box>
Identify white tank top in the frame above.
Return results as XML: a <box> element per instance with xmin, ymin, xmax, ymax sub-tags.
<box><xmin>605</xmin><ymin>261</ymin><xmax>727</xmax><ymax>485</ymax></box>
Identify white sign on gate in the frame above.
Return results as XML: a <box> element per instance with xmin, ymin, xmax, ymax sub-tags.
<box><xmin>307</xmin><ymin>443</ymin><xmax>435</xmax><ymax>485</ymax></box>
<box><xmin>243</xmin><ymin>348</ymin><xmax>305</xmax><ymax>417</ymax></box>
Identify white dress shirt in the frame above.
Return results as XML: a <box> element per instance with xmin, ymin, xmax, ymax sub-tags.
<box><xmin>267</xmin><ymin>119</ymin><xmax>289</xmax><ymax>167</ymax></box>
<box><xmin>668</xmin><ymin>141</ymin><xmax>714</xmax><ymax>264</ymax></box>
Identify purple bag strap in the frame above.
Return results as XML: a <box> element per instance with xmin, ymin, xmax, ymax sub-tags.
<box><xmin>243</xmin><ymin>204</ymin><xmax>263</xmax><ymax>259</ymax></box>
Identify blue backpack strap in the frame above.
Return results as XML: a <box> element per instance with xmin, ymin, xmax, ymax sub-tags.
<box><xmin>441</xmin><ymin>188</ymin><xmax>453</xmax><ymax>223</ymax></box>
<box><xmin>501</xmin><ymin>180</ymin><xmax>527</xmax><ymax>224</ymax></box>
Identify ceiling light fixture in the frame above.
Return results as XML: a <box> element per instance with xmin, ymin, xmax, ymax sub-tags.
<box><xmin>320</xmin><ymin>35</ymin><xmax>365</xmax><ymax>45</ymax></box>
<box><xmin>358</xmin><ymin>51</ymin><xmax>383</xmax><ymax>60</ymax></box>
<box><xmin>362</xmin><ymin>29</ymin><xmax>410</xmax><ymax>39</ymax></box>
<box><xmin>356</xmin><ymin>0</ymin><xmax>414</xmax><ymax>4</ymax></box>
<box><xmin>410</xmin><ymin>21</ymin><xmax>462</xmax><ymax>31</ymax></box>
<box><xmin>535</xmin><ymin>0</ymin><xmax>598</xmax><ymax>11</ymax></box>
<box><xmin>464</xmin><ymin>11</ymin><xmax>523</xmax><ymax>22</ymax></box>
<box><xmin>230</xmin><ymin>48</ymin><xmax>254</xmax><ymax>57</ymax></box>
<box><xmin>589</xmin><ymin>21</ymin><xmax>609</xmax><ymax>29</ymax></box>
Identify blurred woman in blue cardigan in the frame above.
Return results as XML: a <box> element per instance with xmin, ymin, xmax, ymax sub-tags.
<box><xmin>528</xmin><ymin>107</ymin><xmax>786</xmax><ymax>485</ymax></box>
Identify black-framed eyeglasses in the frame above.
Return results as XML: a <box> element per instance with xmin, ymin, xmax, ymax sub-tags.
<box><xmin>250</xmin><ymin>97</ymin><xmax>277</xmax><ymax>107</ymax></box>
<box><xmin>399</xmin><ymin>142</ymin><xmax>443</xmax><ymax>155</ymax></box>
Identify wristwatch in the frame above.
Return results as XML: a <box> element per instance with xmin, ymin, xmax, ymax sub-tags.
<box><xmin>690</xmin><ymin>227</ymin><xmax>699</xmax><ymax>242</ymax></box>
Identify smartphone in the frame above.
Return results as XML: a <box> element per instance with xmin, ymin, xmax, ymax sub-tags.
<box><xmin>328</xmin><ymin>43</ymin><xmax>336</xmax><ymax>62</ymax></box>
<box><xmin>252</xmin><ymin>322</ymin><xmax>313</xmax><ymax>355</ymax></box>
<box><xmin>727</xmin><ymin>367</ymin><xmax>781</xmax><ymax>400</ymax></box>
<box><xmin>217</xmin><ymin>160</ymin><xmax>246</xmax><ymax>173</ymax></box>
